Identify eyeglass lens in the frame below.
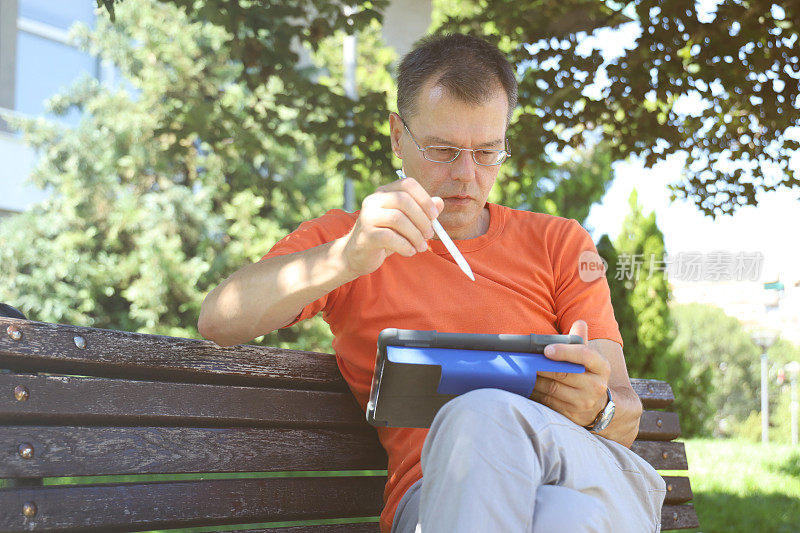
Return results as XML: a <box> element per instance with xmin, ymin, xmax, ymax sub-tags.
<box><xmin>424</xmin><ymin>147</ymin><xmax>507</xmax><ymax>165</ymax></box>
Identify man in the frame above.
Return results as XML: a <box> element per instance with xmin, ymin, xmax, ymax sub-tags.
<box><xmin>198</xmin><ymin>33</ymin><xmax>666</xmax><ymax>532</ymax></box>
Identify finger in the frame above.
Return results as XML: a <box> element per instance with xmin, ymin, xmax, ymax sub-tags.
<box><xmin>393</xmin><ymin>175</ymin><xmax>442</xmax><ymax>221</ymax></box>
<box><xmin>370</xmin><ymin>207</ymin><xmax>431</xmax><ymax>254</ymax></box>
<box><xmin>536</xmin><ymin>369</ymin><xmax>579</xmax><ymax>385</ymax></box>
<box><xmin>568</xmin><ymin>320</ymin><xmax>588</xmax><ymax>344</ymax></box>
<box><xmin>531</xmin><ymin>377</ymin><xmax>601</xmax><ymax>424</ymax></box>
<box><xmin>529</xmin><ymin>389</ymin><xmax>587</xmax><ymax>425</ymax></box>
<box><xmin>531</xmin><ymin>374</ymin><xmax>583</xmax><ymax>405</ymax></box>
<box><xmin>371</xmin><ymin>225</ymin><xmax>422</xmax><ymax>257</ymax></box>
<box><xmin>374</xmin><ymin>188</ymin><xmax>436</xmax><ymax>243</ymax></box>
<box><xmin>543</xmin><ymin>344</ymin><xmax>609</xmax><ymax>376</ymax></box>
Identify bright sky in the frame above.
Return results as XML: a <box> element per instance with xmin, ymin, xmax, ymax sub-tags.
<box><xmin>578</xmin><ymin>20</ymin><xmax>800</xmax><ymax>284</ymax></box>
<box><xmin>585</xmin><ymin>155</ymin><xmax>800</xmax><ymax>283</ymax></box>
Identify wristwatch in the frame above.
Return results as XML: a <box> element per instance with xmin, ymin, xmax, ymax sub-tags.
<box><xmin>584</xmin><ymin>388</ymin><xmax>615</xmax><ymax>432</ymax></box>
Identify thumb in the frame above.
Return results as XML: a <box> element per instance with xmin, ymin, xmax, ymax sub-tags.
<box><xmin>569</xmin><ymin>320</ymin><xmax>588</xmax><ymax>344</ymax></box>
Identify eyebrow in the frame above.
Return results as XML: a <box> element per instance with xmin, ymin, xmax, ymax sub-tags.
<box><xmin>422</xmin><ymin>136</ymin><xmax>505</xmax><ymax>149</ymax></box>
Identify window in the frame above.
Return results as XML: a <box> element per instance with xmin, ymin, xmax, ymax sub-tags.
<box><xmin>0</xmin><ymin>0</ymin><xmax>97</xmax><ymax>216</ymax></box>
<box><xmin>19</xmin><ymin>0</ymin><xmax>95</xmax><ymax>31</ymax></box>
<box><xmin>14</xmin><ymin>30</ymin><xmax>97</xmax><ymax>122</ymax></box>
<box><xmin>0</xmin><ymin>0</ymin><xmax>97</xmax><ymax>128</ymax></box>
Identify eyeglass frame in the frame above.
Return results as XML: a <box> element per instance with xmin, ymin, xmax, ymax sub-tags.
<box><xmin>395</xmin><ymin>113</ymin><xmax>511</xmax><ymax>166</ymax></box>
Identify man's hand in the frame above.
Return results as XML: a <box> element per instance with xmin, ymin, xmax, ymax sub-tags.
<box><xmin>529</xmin><ymin>320</ymin><xmax>611</xmax><ymax>427</ymax></box>
<box><xmin>341</xmin><ymin>176</ymin><xmax>445</xmax><ymax>277</ymax></box>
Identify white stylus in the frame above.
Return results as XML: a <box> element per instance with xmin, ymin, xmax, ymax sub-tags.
<box><xmin>396</xmin><ymin>169</ymin><xmax>476</xmax><ymax>281</ymax></box>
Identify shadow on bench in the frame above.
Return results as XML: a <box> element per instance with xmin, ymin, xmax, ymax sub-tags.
<box><xmin>0</xmin><ymin>315</ymin><xmax>699</xmax><ymax>532</ymax></box>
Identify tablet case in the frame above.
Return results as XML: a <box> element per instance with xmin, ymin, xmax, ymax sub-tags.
<box><xmin>366</xmin><ymin>328</ymin><xmax>586</xmax><ymax>428</ymax></box>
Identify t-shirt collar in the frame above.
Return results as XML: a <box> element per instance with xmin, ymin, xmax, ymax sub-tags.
<box><xmin>428</xmin><ymin>201</ymin><xmax>505</xmax><ymax>255</ymax></box>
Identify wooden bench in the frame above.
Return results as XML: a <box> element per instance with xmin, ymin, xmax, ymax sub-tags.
<box><xmin>0</xmin><ymin>314</ymin><xmax>699</xmax><ymax>532</ymax></box>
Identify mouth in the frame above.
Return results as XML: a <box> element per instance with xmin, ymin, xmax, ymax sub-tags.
<box><xmin>446</xmin><ymin>195</ymin><xmax>473</xmax><ymax>200</ymax></box>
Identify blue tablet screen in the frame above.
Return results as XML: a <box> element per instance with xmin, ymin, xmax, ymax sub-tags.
<box><xmin>386</xmin><ymin>346</ymin><xmax>585</xmax><ymax>397</ymax></box>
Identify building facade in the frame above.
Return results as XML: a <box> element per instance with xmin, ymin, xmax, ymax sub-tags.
<box><xmin>1</xmin><ymin>0</ymin><xmax>104</xmax><ymax>218</ymax></box>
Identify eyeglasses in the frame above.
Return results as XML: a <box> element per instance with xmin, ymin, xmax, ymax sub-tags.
<box><xmin>398</xmin><ymin>115</ymin><xmax>510</xmax><ymax>166</ymax></box>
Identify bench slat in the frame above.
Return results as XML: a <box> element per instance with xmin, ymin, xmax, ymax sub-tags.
<box><xmin>0</xmin><ymin>426</ymin><xmax>387</xmax><ymax>477</ymax></box>
<box><xmin>661</xmin><ymin>504</ymin><xmax>700</xmax><ymax>529</ymax></box>
<box><xmin>0</xmin><ymin>318</ymin><xmax>346</xmax><ymax>391</ymax></box>
<box><xmin>637</xmin><ymin>411</ymin><xmax>681</xmax><ymax>440</ymax></box>
<box><xmin>0</xmin><ymin>477</ymin><xmax>386</xmax><ymax>532</ymax></box>
<box><xmin>1</xmin><ymin>426</ymin><xmax>688</xmax><ymax>477</ymax></box>
<box><xmin>1</xmin><ymin>320</ymin><xmax>674</xmax><ymax>404</ymax></box>
<box><xmin>662</xmin><ymin>476</ymin><xmax>693</xmax><ymax>505</ymax></box>
<box><xmin>0</xmin><ymin>374</ymin><xmax>367</xmax><ymax>428</ymax></box>
<box><xmin>0</xmin><ymin>374</ymin><xmax>682</xmax><ymax>441</ymax></box>
<box><xmin>233</xmin><ymin>526</ymin><xmax>379</xmax><ymax>532</ymax></box>
<box><xmin>148</xmin><ymin>504</ymin><xmax>699</xmax><ymax>533</ymax></box>
<box><xmin>0</xmin><ymin>484</ymin><xmax>699</xmax><ymax>532</ymax></box>
<box><xmin>631</xmin><ymin>378</ymin><xmax>674</xmax><ymax>408</ymax></box>
<box><xmin>630</xmin><ymin>441</ymin><xmax>689</xmax><ymax>470</ymax></box>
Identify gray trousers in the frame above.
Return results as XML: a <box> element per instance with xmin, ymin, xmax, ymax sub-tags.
<box><xmin>391</xmin><ymin>388</ymin><xmax>666</xmax><ymax>533</ymax></box>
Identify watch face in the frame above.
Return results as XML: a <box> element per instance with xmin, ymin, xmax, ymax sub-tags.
<box><xmin>595</xmin><ymin>402</ymin><xmax>615</xmax><ymax>431</ymax></box>
<box><xmin>585</xmin><ymin>389</ymin><xmax>615</xmax><ymax>432</ymax></box>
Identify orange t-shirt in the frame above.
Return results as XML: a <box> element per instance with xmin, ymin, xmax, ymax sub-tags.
<box><xmin>260</xmin><ymin>201</ymin><xmax>623</xmax><ymax>533</ymax></box>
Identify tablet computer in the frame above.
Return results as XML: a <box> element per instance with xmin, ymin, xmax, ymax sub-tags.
<box><xmin>366</xmin><ymin>328</ymin><xmax>586</xmax><ymax>428</ymax></box>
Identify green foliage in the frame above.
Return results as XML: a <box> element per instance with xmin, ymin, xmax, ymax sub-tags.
<box><xmin>0</xmin><ymin>0</ymin><xmax>341</xmax><ymax>351</ymax></box>
<box><xmin>614</xmin><ymin>190</ymin><xmax>675</xmax><ymax>374</ymax></box>
<box><xmin>2</xmin><ymin>0</ymin><xmax>621</xmax><ymax>353</ymax></box>
<box><xmin>16</xmin><ymin>0</ymin><xmax>789</xmax><ymax>358</ymax></box>
<box><xmin>770</xmin><ymin>386</ymin><xmax>799</xmax><ymax>446</ymax></box>
<box><xmin>734</xmin><ymin>409</ymin><xmax>766</xmax><ymax>443</ymax></box>
<box><xmin>306</xmin><ymin>16</ymin><xmax>400</xmax><ymax>199</ymax></box>
<box><xmin>430</xmin><ymin>0</ymin><xmax>800</xmax><ymax>217</ymax></box>
<box><xmin>729</xmin><ymin>337</ymin><xmax>800</xmax><ymax>444</ymax></box>
<box><xmin>155</xmin><ymin>0</ymin><xmax>395</xmax><ymax>195</ymax></box>
<box><xmin>595</xmin><ymin>234</ymin><xmax>640</xmax><ymax>362</ymax></box>
<box><xmin>672</xmin><ymin>306</ymin><xmax>800</xmax><ymax>444</ymax></box>
<box><xmin>671</xmin><ymin>303</ymin><xmax>761</xmax><ymax>437</ymax></box>
<box><xmin>489</xmin><ymin>142</ymin><xmax>615</xmax><ymax>224</ymax></box>
<box><xmin>100</xmin><ymin>0</ymin><xmax>799</xmax><ymax>217</ymax></box>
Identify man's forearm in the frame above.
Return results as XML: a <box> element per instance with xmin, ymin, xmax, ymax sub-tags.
<box><xmin>198</xmin><ymin>236</ymin><xmax>358</xmax><ymax>346</ymax></box>
<box><xmin>592</xmin><ymin>385</ymin><xmax>642</xmax><ymax>448</ymax></box>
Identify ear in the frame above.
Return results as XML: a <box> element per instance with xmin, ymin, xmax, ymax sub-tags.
<box><xmin>389</xmin><ymin>112</ymin><xmax>404</xmax><ymax>160</ymax></box>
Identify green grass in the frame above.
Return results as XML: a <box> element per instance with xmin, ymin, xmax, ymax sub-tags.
<box><xmin>663</xmin><ymin>438</ymin><xmax>800</xmax><ymax>533</ymax></box>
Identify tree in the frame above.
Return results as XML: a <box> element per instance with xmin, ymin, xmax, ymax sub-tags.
<box><xmin>671</xmin><ymin>303</ymin><xmax>765</xmax><ymax>437</ymax></box>
<box><xmin>0</xmin><ymin>0</ymin><xmax>346</xmax><ymax>351</ymax></box>
<box><xmin>595</xmin><ymin>234</ymin><xmax>640</xmax><ymax>360</ymax></box>
<box><xmin>413</xmin><ymin>0</ymin><xmax>800</xmax><ymax>216</ymax></box>
<box><xmin>614</xmin><ymin>190</ymin><xmax>674</xmax><ymax>376</ymax></box>
<box><xmin>102</xmin><ymin>0</ymin><xmax>800</xmax><ymax>216</ymax></box>
<box><xmin>490</xmin><ymin>142</ymin><xmax>616</xmax><ymax>224</ymax></box>
<box><xmin>609</xmin><ymin>190</ymin><xmax>712</xmax><ymax>434</ymax></box>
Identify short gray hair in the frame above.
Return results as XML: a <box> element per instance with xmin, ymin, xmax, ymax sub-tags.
<box><xmin>397</xmin><ymin>33</ymin><xmax>518</xmax><ymax>125</ymax></box>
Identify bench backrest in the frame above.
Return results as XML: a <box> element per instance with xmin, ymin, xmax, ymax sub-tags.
<box><xmin>0</xmin><ymin>317</ymin><xmax>698</xmax><ymax>531</ymax></box>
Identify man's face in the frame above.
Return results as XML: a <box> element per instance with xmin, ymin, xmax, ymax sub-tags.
<box><xmin>390</xmin><ymin>78</ymin><xmax>508</xmax><ymax>240</ymax></box>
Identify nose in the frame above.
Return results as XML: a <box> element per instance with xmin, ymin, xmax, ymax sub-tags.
<box><xmin>449</xmin><ymin>149</ymin><xmax>478</xmax><ymax>182</ymax></box>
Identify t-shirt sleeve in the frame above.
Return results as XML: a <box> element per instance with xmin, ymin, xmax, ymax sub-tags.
<box><xmin>260</xmin><ymin>212</ymin><xmax>354</xmax><ymax>329</ymax></box>
<box><xmin>551</xmin><ymin>219</ymin><xmax>624</xmax><ymax>348</ymax></box>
